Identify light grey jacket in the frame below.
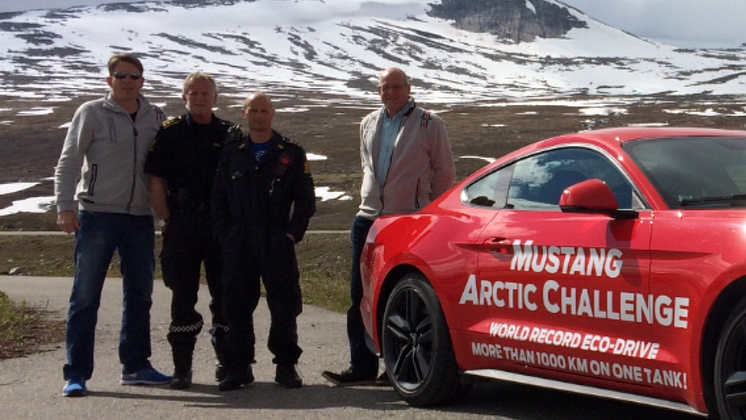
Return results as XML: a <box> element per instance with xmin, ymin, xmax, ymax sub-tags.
<box><xmin>54</xmin><ymin>93</ymin><xmax>165</xmax><ymax>216</ymax></box>
<box><xmin>357</xmin><ymin>101</ymin><xmax>456</xmax><ymax>220</ymax></box>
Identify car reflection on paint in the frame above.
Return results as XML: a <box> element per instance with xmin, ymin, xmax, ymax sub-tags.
<box><xmin>360</xmin><ymin>127</ymin><xmax>746</xmax><ymax>419</ymax></box>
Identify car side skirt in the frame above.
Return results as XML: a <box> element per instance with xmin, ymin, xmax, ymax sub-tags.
<box><xmin>463</xmin><ymin>369</ymin><xmax>705</xmax><ymax>417</ymax></box>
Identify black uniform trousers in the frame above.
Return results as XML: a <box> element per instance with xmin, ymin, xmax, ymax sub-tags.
<box><xmin>221</xmin><ymin>227</ymin><xmax>303</xmax><ymax>371</ymax></box>
<box><xmin>162</xmin><ymin>212</ymin><xmax>226</xmax><ymax>351</ymax></box>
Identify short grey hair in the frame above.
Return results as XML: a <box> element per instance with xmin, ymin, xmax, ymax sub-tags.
<box><xmin>183</xmin><ymin>72</ymin><xmax>217</xmax><ymax>96</ymax></box>
<box><xmin>378</xmin><ymin>67</ymin><xmax>410</xmax><ymax>87</ymax></box>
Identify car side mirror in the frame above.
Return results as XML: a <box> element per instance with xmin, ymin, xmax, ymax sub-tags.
<box><xmin>559</xmin><ymin>179</ymin><xmax>638</xmax><ymax>220</ymax></box>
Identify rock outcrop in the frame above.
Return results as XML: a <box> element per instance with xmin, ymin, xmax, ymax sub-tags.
<box><xmin>427</xmin><ymin>0</ymin><xmax>587</xmax><ymax>43</ymax></box>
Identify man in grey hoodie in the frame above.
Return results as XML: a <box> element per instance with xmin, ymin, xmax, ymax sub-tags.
<box><xmin>54</xmin><ymin>53</ymin><xmax>171</xmax><ymax>397</ymax></box>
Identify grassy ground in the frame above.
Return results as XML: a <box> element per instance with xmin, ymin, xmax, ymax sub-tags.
<box><xmin>0</xmin><ymin>233</ymin><xmax>351</xmax><ymax>307</ymax></box>
<box><xmin>0</xmin><ymin>232</ymin><xmax>351</xmax><ymax>359</ymax></box>
<box><xmin>0</xmin><ymin>290</ymin><xmax>67</xmax><ymax>359</ymax></box>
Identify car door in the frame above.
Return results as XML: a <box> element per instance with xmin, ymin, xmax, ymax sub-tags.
<box><xmin>469</xmin><ymin>146</ymin><xmax>657</xmax><ymax>389</ymax></box>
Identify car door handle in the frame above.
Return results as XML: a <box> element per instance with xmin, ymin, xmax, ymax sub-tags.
<box><xmin>482</xmin><ymin>237</ymin><xmax>513</xmax><ymax>249</ymax></box>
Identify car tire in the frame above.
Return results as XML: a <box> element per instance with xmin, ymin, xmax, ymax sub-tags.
<box><xmin>714</xmin><ymin>299</ymin><xmax>746</xmax><ymax>420</ymax></box>
<box><xmin>381</xmin><ymin>272</ymin><xmax>471</xmax><ymax>406</ymax></box>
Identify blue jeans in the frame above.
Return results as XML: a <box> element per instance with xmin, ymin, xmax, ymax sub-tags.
<box><xmin>346</xmin><ymin>216</ymin><xmax>378</xmax><ymax>375</ymax></box>
<box><xmin>63</xmin><ymin>211</ymin><xmax>156</xmax><ymax>380</ymax></box>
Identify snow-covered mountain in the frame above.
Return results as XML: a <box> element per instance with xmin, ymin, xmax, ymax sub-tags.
<box><xmin>1</xmin><ymin>0</ymin><xmax>745</xmax><ymax>104</ymax></box>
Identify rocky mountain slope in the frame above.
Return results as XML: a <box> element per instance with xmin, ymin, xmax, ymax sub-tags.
<box><xmin>428</xmin><ymin>0</ymin><xmax>587</xmax><ymax>43</ymax></box>
<box><xmin>0</xmin><ymin>0</ymin><xmax>744</xmax><ymax>104</ymax></box>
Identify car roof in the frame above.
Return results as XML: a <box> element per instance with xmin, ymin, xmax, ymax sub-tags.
<box><xmin>497</xmin><ymin>127</ymin><xmax>746</xmax><ymax>162</ymax></box>
<box><xmin>562</xmin><ymin>126</ymin><xmax>746</xmax><ymax>145</ymax></box>
<box><xmin>470</xmin><ymin>127</ymin><xmax>746</xmax><ymax>182</ymax></box>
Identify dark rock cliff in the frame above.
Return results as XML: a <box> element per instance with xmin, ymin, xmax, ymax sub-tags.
<box><xmin>427</xmin><ymin>0</ymin><xmax>587</xmax><ymax>43</ymax></box>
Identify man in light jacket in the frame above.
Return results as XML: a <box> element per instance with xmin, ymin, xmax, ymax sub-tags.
<box><xmin>323</xmin><ymin>67</ymin><xmax>456</xmax><ymax>385</ymax></box>
<box><xmin>55</xmin><ymin>53</ymin><xmax>171</xmax><ymax>397</ymax></box>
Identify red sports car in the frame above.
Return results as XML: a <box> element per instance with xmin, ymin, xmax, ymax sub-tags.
<box><xmin>361</xmin><ymin>127</ymin><xmax>746</xmax><ymax>419</ymax></box>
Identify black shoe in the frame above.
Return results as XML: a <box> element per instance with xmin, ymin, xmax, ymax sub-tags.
<box><xmin>275</xmin><ymin>364</ymin><xmax>302</xmax><ymax>389</ymax></box>
<box><xmin>374</xmin><ymin>371</ymin><xmax>390</xmax><ymax>387</ymax></box>
<box><xmin>218</xmin><ymin>367</ymin><xmax>254</xmax><ymax>391</ymax></box>
<box><xmin>322</xmin><ymin>367</ymin><xmax>377</xmax><ymax>386</ymax></box>
<box><xmin>215</xmin><ymin>363</ymin><xmax>226</xmax><ymax>382</ymax></box>
<box><xmin>216</xmin><ymin>364</ymin><xmax>251</xmax><ymax>382</ymax></box>
<box><xmin>170</xmin><ymin>371</ymin><xmax>192</xmax><ymax>390</ymax></box>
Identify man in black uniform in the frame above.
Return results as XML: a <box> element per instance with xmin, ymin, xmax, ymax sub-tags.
<box><xmin>212</xmin><ymin>91</ymin><xmax>316</xmax><ymax>391</ymax></box>
<box><xmin>144</xmin><ymin>72</ymin><xmax>231</xmax><ymax>389</ymax></box>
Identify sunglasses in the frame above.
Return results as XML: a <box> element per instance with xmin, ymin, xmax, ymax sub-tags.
<box><xmin>112</xmin><ymin>72</ymin><xmax>141</xmax><ymax>80</ymax></box>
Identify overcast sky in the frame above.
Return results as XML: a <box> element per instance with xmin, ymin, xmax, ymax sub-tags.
<box><xmin>0</xmin><ymin>0</ymin><xmax>744</xmax><ymax>48</ymax></box>
<box><xmin>561</xmin><ymin>0</ymin><xmax>746</xmax><ymax>48</ymax></box>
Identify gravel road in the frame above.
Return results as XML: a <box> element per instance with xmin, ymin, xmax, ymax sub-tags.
<box><xmin>0</xmin><ymin>276</ymin><xmax>703</xmax><ymax>420</ymax></box>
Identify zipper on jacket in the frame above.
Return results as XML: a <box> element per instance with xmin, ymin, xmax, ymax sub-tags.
<box><xmin>88</xmin><ymin>164</ymin><xmax>98</xmax><ymax>196</ymax></box>
<box><xmin>377</xmin><ymin>104</ymin><xmax>416</xmax><ymax>217</ymax></box>
<box><xmin>127</xmin><ymin>125</ymin><xmax>138</xmax><ymax>212</ymax></box>
<box><xmin>378</xmin><ymin>190</ymin><xmax>384</xmax><ymax>217</ymax></box>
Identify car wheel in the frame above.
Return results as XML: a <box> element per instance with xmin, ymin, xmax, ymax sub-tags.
<box><xmin>715</xmin><ymin>299</ymin><xmax>746</xmax><ymax>420</ymax></box>
<box><xmin>381</xmin><ymin>272</ymin><xmax>470</xmax><ymax>406</ymax></box>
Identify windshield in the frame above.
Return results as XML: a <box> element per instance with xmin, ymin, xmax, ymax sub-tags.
<box><xmin>623</xmin><ymin>136</ymin><xmax>746</xmax><ymax>209</ymax></box>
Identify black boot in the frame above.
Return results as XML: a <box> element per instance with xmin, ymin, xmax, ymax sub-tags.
<box><xmin>275</xmin><ymin>364</ymin><xmax>302</xmax><ymax>389</ymax></box>
<box><xmin>215</xmin><ymin>362</ymin><xmax>226</xmax><ymax>383</ymax></box>
<box><xmin>211</xmin><ymin>330</ymin><xmax>229</xmax><ymax>382</ymax></box>
<box><xmin>171</xmin><ymin>371</ymin><xmax>192</xmax><ymax>390</ymax></box>
<box><xmin>218</xmin><ymin>365</ymin><xmax>254</xmax><ymax>391</ymax></box>
<box><xmin>170</xmin><ymin>345</ymin><xmax>193</xmax><ymax>390</ymax></box>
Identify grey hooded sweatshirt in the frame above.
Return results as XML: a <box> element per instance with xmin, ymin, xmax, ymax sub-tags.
<box><xmin>55</xmin><ymin>93</ymin><xmax>165</xmax><ymax>216</ymax></box>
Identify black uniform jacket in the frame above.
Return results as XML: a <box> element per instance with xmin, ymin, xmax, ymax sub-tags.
<box><xmin>145</xmin><ymin>113</ymin><xmax>233</xmax><ymax>214</ymax></box>
<box><xmin>211</xmin><ymin>128</ymin><xmax>316</xmax><ymax>244</ymax></box>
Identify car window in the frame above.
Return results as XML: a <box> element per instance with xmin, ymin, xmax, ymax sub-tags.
<box><xmin>465</xmin><ymin>147</ymin><xmax>638</xmax><ymax>211</ymax></box>
<box><xmin>463</xmin><ymin>165</ymin><xmax>513</xmax><ymax>208</ymax></box>
<box><xmin>508</xmin><ymin>148</ymin><xmax>638</xmax><ymax>210</ymax></box>
<box><xmin>623</xmin><ymin>136</ymin><xmax>746</xmax><ymax>209</ymax></box>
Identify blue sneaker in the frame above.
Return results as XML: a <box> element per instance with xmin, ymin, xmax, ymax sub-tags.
<box><xmin>62</xmin><ymin>377</ymin><xmax>87</xmax><ymax>397</ymax></box>
<box><xmin>120</xmin><ymin>366</ymin><xmax>171</xmax><ymax>385</ymax></box>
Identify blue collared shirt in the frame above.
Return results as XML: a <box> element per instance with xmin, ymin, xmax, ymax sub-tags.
<box><xmin>377</xmin><ymin>103</ymin><xmax>413</xmax><ymax>187</ymax></box>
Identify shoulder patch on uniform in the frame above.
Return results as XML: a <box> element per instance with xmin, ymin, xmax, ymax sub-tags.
<box><xmin>162</xmin><ymin>116</ymin><xmax>182</xmax><ymax>129</ymax></box>
<box><xmin>281</xmin><ymin>136</ymin><xmax>302</xmax><ymax>147</ymax></box>
<box><xmin>304</xmin><ymin>160</ymin><xmax>312</xmax><ymax>175</ymax></box>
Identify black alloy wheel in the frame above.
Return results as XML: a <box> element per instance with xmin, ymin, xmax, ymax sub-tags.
<box><xmin>381</xmin><ymin>273</ymin><xmax>470</xmax><ymax>407</ymax></box>
<box><xmin>715</xmin><ymin>299</ymin><xmax>746</xmax><ymax>420</ymax></box>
